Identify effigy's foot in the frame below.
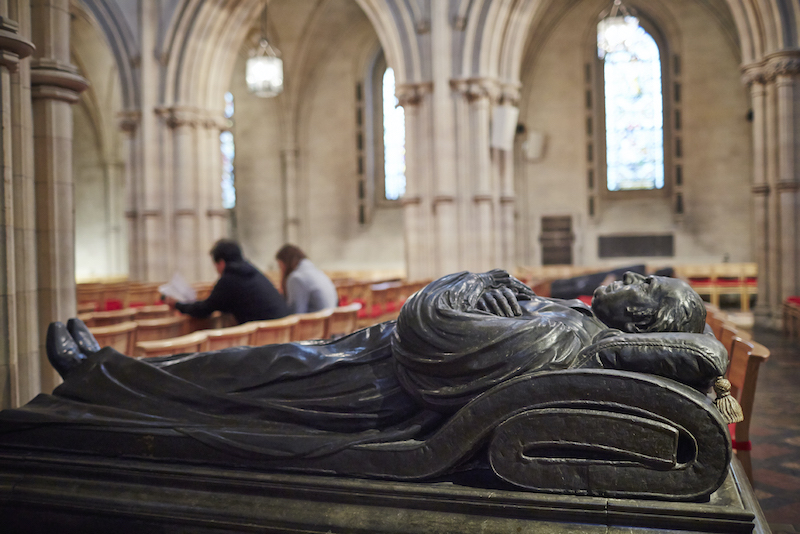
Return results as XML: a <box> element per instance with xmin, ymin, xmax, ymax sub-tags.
<box><xmin>67</xmin><ymin>317</ymin><xmax>100</xmax><ymax>354</ymax></box>
<box><xmin>46</xmin><ymin>322</ymin><xmax>87</xmax><ymax>378</ymax></box>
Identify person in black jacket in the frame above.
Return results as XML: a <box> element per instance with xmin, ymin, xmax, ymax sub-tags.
<box><xmin>169</xmin><ymin>239</ymin><xmax>289</xmax><ymax>324</ymax></box>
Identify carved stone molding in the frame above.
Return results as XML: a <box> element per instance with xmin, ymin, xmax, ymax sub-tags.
<box><xmin>433</xmin><ymin>194</ymin><xmax>455</xmax><ymax>204</ymax></box>
<box><xmin>207</xmin><ymin>209</ymin><xmax>229</xmax><ymax>217</ymax></box>
<box><xmin>157</xmin><ymin>106</ymin><xmax>199</xmax><ymax>129</ymax></box>
<box><xmin>0</xmin><ymin>16</ymin><xmax>34</xmax><ymax>73</ymax></box>
<box><xmin>740</xmin><ymin>63</ymin><xmax>766</xmax><ymax>87</ymax></box>
<box><xmin>765</xmin><ymin>51</ymin><xmax>800</xmax><ymax>80</ymax></box>
<box><xmin>451</xmin><ymin>77</ymin><xmax>501</xmax><ymax>103</ymax></box>
<box><xmin>118</xmin><ymin>110</ymin><xmax>141</xmax><ymax>133</ymax></box>
<box><xmin>473</xmin><ymin>193</ymin><xmax>493</xmax><ymax>202</ymax></box>
<box><xmin>752</xmin><ymin>183</ymin><xmax>770</xmax><ymax>195</ymax></box>
<box><xmin>396</xmin><ymin>82</ymin><xmax>433</xmax><ymax>107</ymax></box>
<box><xmin>776</xmin><ymin>180</ymin><xmax>800</xmax><ymax>192</ymax></box>
<box><xmin>401</xmin><ymin>195</ymin><xmax>423</xmax><ymax>206</ymax></box>
<box><xmin>500</xmin><ymin>195</ymin><xmax>516</xmax><ymax>204</ymax></box>
<box><xmin>30</xmin><ymin>59</ymin><xmax>88</xmax><ymax>103</ymax></box>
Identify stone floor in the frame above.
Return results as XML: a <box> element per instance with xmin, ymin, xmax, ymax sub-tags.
<box><xmin>747</xmin><ymin>326</ymin><xmax>800</xmax><ymax>533</ymax></box>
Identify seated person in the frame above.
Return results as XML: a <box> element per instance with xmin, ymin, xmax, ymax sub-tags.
<box><xmin>169</xmin><ymin>239</ymin><xmax>289</xmax><ymax>324</ymax></box>
<box><xmin>275</xmin><ymin>244</ymin><xmax>338</xmax><ymax>314</ymax></box>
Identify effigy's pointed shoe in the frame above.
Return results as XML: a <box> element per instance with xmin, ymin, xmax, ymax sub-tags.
<box><xmin>46</xmin><ymin>322</ymin><xmax>87</xmax><ymax>378</ymax></box>
<box><xmin>67</xmin><ymin>317</ymin><xmax>101</xmax><ymax>354</ymax></box>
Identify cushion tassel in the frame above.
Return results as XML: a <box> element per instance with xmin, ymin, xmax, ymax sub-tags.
<box><xmin>713</xmin><ymin>377</ymin><xmax>743</xmax><ymax>424</ymax></box>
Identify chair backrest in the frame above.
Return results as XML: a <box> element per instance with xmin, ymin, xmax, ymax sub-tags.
<box><xmin>90</xmin><ymin>308</ymin><xmax>138</xmax><ymax>327</ymax></box>
<box><xmin>203</xmin><ymin>322</ymin><xmax>258</xmax><ymax>351</ymax></box>
<box><xmin>77</xmin><ymin>301</ymin><xmax>97</xmax><ymax>314</ymax></box>
<box><xmin>89</xmin><ymin>321</ymin><xmax>138</xmax><ymax>355</ymax></box>
<box><xmin>128</xmin><ymin>282</ymin><xmax>163</xmax><ymax>306</ymax></box>
<box><xmin>101</xmin><ymin>281</ymin><xmax>130</xmax><ymax>310</ymax></box>
<box><xmin>718</xmin><ymin>322</ymin><xmax>740</xmax><ymax>356</ymax></box>
<box><xmin>292</xmin><ymin>309</ymin><xmax>334</xmax><ymax>341</ymax></box>
<box><xmin>727</xmin><ymin>337</ymin><xmax>770</xmax><ymax>445</ymax></box>
<box><xmin>327</xmin><ymin>303</ymin><xmax>362</xmax><ymax>338</ymax></box>
<box><xmin>252</xmin><ymin>315</ymin><xmax>299</xmax><ymax>346</ymax></box>
<box><xmin>76</xmin><ymin>283</ymin><xmax>104</xmax><ymax>309</ymax></box>
<box><xmin>134</xmin><ymin>304</ymin><xmax>173</xmax><ymax>321</ymax></box>
<box><xmin>135</xmin><ymin>331</ymin><xmax>209</xmax><ymax>358</ymax></box>
<box><xmin>135</xmin><ymin>315</ymin><xmax>187</xmax><ymax>343</ymax></box>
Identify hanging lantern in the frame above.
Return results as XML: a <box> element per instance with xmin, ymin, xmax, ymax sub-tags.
<box><xmin>247</xmin><ymin>39</ymin><xmax>283</xmax><ymax>97</ymax></box>
<box><xmin>246</xmin><ymin>2</ymin><xmax>283</xmax><ymax>98</ymax></box>
<box><xmin>597</xmin><ymin>0</ymin><xmax>640</xmax><ymax>59</ymax></box>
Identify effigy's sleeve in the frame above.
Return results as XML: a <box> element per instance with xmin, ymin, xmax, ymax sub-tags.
<box><xmin>391</xmin><ymin>271</ymin><xmax>593</xmax><ymax>412</ymax></box>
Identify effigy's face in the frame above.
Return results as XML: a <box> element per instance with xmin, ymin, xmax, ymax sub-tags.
<box><xmin>591</xmin><ymin>272</ymin><xmax>663</xmax><ymax>331</ymax></box>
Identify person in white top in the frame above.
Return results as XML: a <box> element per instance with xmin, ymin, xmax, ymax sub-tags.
<box><xmin>275</xmin><ymin>244</ymin><xmax>339</xmax><ymax>314</ymax></box>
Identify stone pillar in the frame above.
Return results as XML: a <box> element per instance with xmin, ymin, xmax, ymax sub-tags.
<box><xmin>0</xmin><ymin>1</ymin><xmax>36</xmax><ymax>408</ymax></box>
<box><xmin>497</xmin><ymin>85</ymin><xmax>520</xmax><ymax>272</ymax></box>
<box><xmin>397</xmin><ymin>83</ymin><xmax>435</xmax><ymax>281</ymax></box>
<box><xmin>744</xmin><ymin>52</ymin><xmax>800</xmax><ymax>328</ymax></box>
<box><xmin>199</xmin><ymin>112</ymin><xmax>228</xmax><ymax>281</ymax></box>
<box><xmin>769</xmin><ymin>54</ymin><xmax>800</xmax><ymax>307</ymax></box>
<box><xmin>281</xmin><ymin>146</ymin><xmax>301</xmax><ymax>245</ymax></box>
<box><xmin>119</xmin><ymin>110</ymin><xmax>144</xmax><ymax>280</ymax></box>
<box><xmin>30</xmin><ymin>0</ymin><xmax>88</xmax><ymax>392</ymax></box>
<box><xmin>742</xmin><ymin>65</ymin><xmax>770</xmax><ymax>320</ymax></box>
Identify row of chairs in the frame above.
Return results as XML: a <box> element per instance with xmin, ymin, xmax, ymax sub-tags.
<box><xmin>89</xmin><ymin>303</ymin><xmax>362</xmax><ymax>359</ymax></box>
<box><xmin>675</xmin><ymin>263</ymin><xmax>758</xmax><ymax>312</ymax></box>
<box><xmin>782</xmin><ymin>296</ymin><xmax>800</xmax><ymax>341</ymax></box>
<box><xmin>706</xmin><ymin>305</ymin><xmax>770</xmax><ymax>483</ymax></box>
<box><xmin>336</xmin><ymin>279</ymin><xmax>431</xmax><ymax>328</ymax></box>
<box><xmin>77</xmin><ymin>280</ymin><xmax>215</xmax><ymax>312</ymax></box>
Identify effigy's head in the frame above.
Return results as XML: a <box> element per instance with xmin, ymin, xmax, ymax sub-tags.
<box><xmin>591</xmin><ymin>272</ymin><xmax>706</xmax><ymax>334</ymax></box>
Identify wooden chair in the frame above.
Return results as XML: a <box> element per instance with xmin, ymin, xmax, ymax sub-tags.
<box><xmin>327</xmin><ymin>303</ymin><xmax>362</xmax><ymax>338</ymax></box>
<box><xmin>677</xmin><ymin>264</ymin><xmax>716</xmax><ymax>306</ymax></box>
<box><xmin>128</xmin><ymin>282</ymin><xmax>163</xmax><ymax>306</ymax></box>
<box><xmin>134</xmin><ymin>304</ymin><xmax>173</xmax><ymax>320</ymax></box>
<box><xmin>76</xmin><ymin>283</ymin><xmax>104</xmax><ymax>310</ymax></box>
<box><xmin>89</xmin><ymin>308</ymin><xmax>137</xmax><ymax>327</ymax></box>
<box><xmin>135</xmin><ymin>315</ymin><xmax>187</xmax><ymax>343</ymax></box>
<box><xmin>88</xmin><ymin>321</ymin><xmax>138</xmax><ymax>356</ymax></box>
<box><xmin>726</xmin><ymin>337</ymin><xmax>771</xmax><ymax>484</ymax></box>
<box><xmin>203</xmin><ymin>322</ymin><xmax>258</xmax><ymax>351</ymax></box>
<box><xmin>101</xmin><ymin>281</ymin><xmax>130</xmax><ymax>310</ymax></box>
<box><xmin>77</xmin><ymin>301</ymin><xmax>97</xmax><ymax>314</ymax></box>
<box><xmin>252</xmin><ymin>315</ymin><xmax>299</xmax><ymax>346</ymax></box>
<box><xmin>183</xmin><ymin>311</ymin><xmax>227</xmax><ymax>335</ymax></box>
<box><xmin>135</xmin><ymin>331</ymin><xmax>210</xmax><ymax>358</ymax></box>
<box><xmin>292</xmin><ymin>309</ymin><xmax>334</xmax><ymax>341</ymax></box>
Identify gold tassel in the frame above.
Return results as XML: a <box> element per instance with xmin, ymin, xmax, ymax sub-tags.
<box><xmin>713</xmin><ymin>377</ymin><xmax>743</xmax><ymax>424</ymax></box>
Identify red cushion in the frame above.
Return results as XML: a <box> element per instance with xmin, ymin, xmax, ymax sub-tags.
<box><xmin>577</xmin><ymin>295</ymin><xmax>592</xmax><ymax>306</ymax></box>
<box><xmin>104</xmin><ymin>299</ymin><xmax>123</xmax><ymax>311</ymax></box>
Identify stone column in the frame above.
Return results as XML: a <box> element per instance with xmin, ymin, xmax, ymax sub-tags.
<box><xmin>397</xmin><ymin>83</ymin><xmax>435</xmax><ymax>281</ymax></box>
<box><xmin>742</xmin><ymin>65</ymin><xmax>770</xmax><ymax>320</ymax></box>
<box><xmin>497</xmin><ymin>85</ymin><xmax>520</xmax><ymax>272</ymax></box>
<box><xmin>0</xmin><ymin>1</ymin><xmax>36</xmax><ymax>408</ymax></box>
<box><xmin>769</xmin><ymin>54</ymin><xmax>800</xmax><ymax>307</ymax></box>
<box><xmin>744</xmin><ymin>52</ymin><xmax>800</xmax><ymax>328</ymax></box>
<box><xmin>199</xmin><ymin>112</ymin><xmax>228</xmax><ymax>281</ymax></box>
<box><xmin>30</xmin><ymin>0</ymin><xmax>88</xmax><ymax>392</ymax></box>
<box><xmin>119</xmin><ymin>110</ymin><xmax>143</xmax><ymax>280</ymax></box>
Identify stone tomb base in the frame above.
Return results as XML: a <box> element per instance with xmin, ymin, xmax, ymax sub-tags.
<box><xmin>0</xmin><ymin>451</ymin><xmax>769</xmax><ymax>533</ymax></box>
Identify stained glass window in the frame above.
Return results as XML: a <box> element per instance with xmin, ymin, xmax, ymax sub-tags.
<box><xmin>599</xmin><ymin>19</ymin><xmax>664</xmax><ymax>191</ymax></box>
<box><xmin>383</xmin><ymin>67</ymin><xmax>406</xmax><ymax>200</ymax></box>
<box><xmin>221</xmin><ymin>92</ymin><xmax>236</xmax><ymax>209</ymax></box>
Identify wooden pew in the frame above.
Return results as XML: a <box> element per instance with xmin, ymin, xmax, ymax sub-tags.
<box><xmin>252</xmin><ymin>316</ymin><xmax>299</xmax><ymax>345</ymax></box>
<box><xmin>88</xmin><ymin>321</ymin><xmax>138</xmax><ymax>356</ymax></box>
<box><xmin>135</xmin><ymin>331</ymin><xmax>209</xmax><ymax>358</ymax></box>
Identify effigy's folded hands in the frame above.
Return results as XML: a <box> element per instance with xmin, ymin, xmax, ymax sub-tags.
<box><xmin>476</xmin><ymin>287</ymin><xmax>522</xmax><ymax>317</ymax></box>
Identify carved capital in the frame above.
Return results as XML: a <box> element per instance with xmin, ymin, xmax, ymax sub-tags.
<box><xmin>396</xmin><ymin>82</ymin><xmax>432</xmax><ymax>107</ymax></box>
<box><xmin>118</xmin><ymin>110</ymin><xmax>141</xmax><ymax>133</ymax></box>
<box><xmin>764</xmin><ymin>51</ymin><xmax>800</xmax><ymax>81</ymax></box>
<box><xmin>157</xmin><ymin>106</ymin><xmax>198</xmax><ymax>129</ymax></box>
<box><xmin>752</xmin><ymin>183</ymin><xmax>770</xmax><ymax>195</ymax></box>
<box><xmin>30</xmin><ymin>59</ymin><xmax>88</xmax><ymax>103</ymax></box>
<box><xmin>740</xmin><ymin>63</ymin><xmax>766</xmax><ymax>87</ymax></box>
<box><xmin>499</xmin><ymin>82</ymin><xmax>522</xmax><ymax>106</ymax></box>
<box><xmin>452</xmin><ymin>77</ymin><xmax>501</xmax><ymax>103</ymax></box>
<box><xmin>0</xmin><ymin>16</ymin><xmax>34</xmax><ymax>73</ymax></box>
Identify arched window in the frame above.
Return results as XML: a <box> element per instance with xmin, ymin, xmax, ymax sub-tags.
<box><xmin>382</xmin><ymin>67</ymin><xmax>406</xmax><ymax>200</ymax></box>
<box><xmin>220</xmin><ymin>91</ymin><xmax>236</xmax><ymax>209</ymax></box>
<box><xmin>598</xmin><ymin>17</ymin><xmax>663</xmax><ymax>192</ymax></box>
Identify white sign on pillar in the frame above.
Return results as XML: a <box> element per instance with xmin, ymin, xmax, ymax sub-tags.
<box><xmin>490</xmin><ymin>104</ymin><xmax>520</xmax><ymax>151</ymax></box>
